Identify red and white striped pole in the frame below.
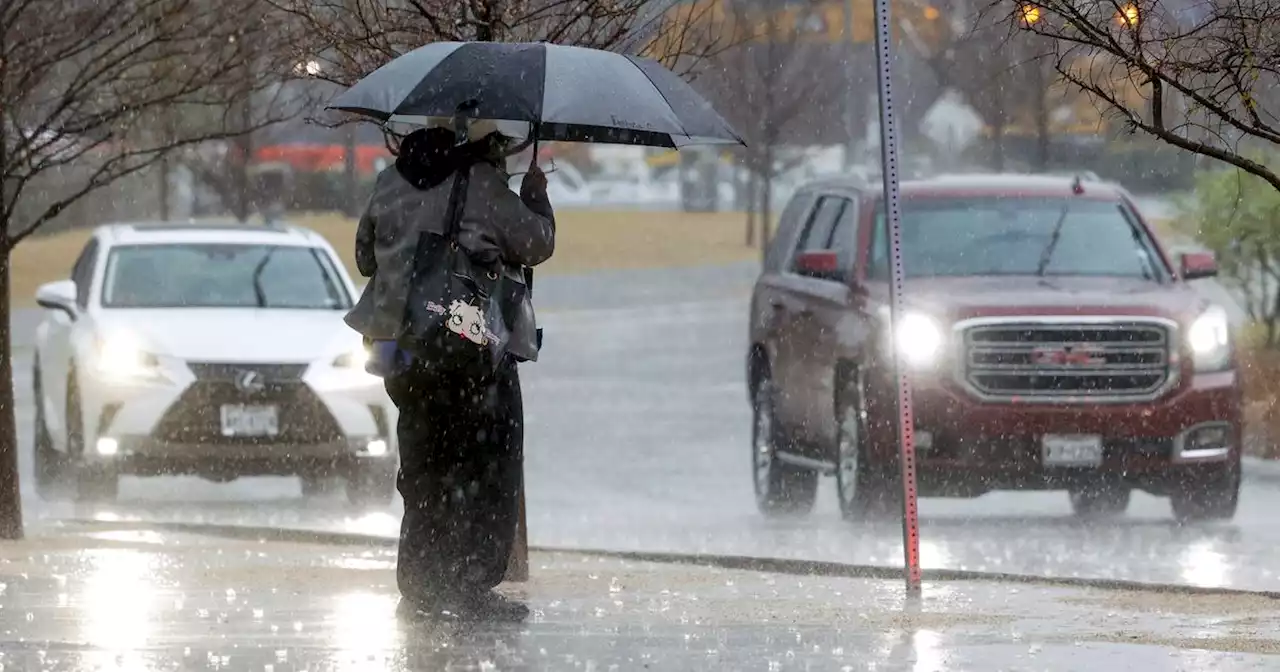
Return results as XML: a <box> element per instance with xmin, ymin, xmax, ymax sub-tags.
<box><xmin>872</xmin><ymin>0</ymin><xmax>922</xmax><ymax>596</ymax></box>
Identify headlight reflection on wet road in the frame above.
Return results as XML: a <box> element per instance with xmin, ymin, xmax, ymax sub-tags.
<box><xmin>80</xmin><ymin>548</ymin><xmax>158</xmax><ymax>667</ymax></box>
<box><xmin>1179</xmin><ymin>539</ymin><xmax>1231</xmax><ymax>588</ymax></box>
<box><xmin>329</xmin><ymin>591</ymin><xmax>402</xmax><ymax>671</ymax></box>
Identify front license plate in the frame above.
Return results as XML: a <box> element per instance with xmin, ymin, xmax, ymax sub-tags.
<box><xmin>1041</xmin><ymin>434</ymin><xmax>1103</xmax><ymax>467</ymax></box>
<box><xmin>220</xmin><ymin>404</ymin><xmax>279</xmax><ymax>437</ymax></box>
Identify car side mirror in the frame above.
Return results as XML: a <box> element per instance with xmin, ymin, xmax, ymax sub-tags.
<box><xmin>35</xmin><ymin>279</ymin><xmax>78</xmax><ymax>320</ymax></box>
<box><xmin>1180</xmin><ymin>252</ymin><xmax>1218</xmax><ymax>280</ymax></box>
<box><xmin>795</xmin><ymin>250</ymin><xmax>847</xmax><ymax>282</ymax></box>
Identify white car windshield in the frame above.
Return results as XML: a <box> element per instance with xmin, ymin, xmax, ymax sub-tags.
<box><xmin>100</xmin><ymin>243</ymin><xmax>351</xmax><ymax>309</ymax></box>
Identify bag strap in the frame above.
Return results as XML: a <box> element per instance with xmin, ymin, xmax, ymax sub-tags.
<box><xmin>443</xmin><ymin>161</ymin><xmax>473</xmax><ymax>242</ymax></box>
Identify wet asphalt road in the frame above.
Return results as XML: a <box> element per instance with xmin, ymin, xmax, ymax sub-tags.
<box><xmin>11</xmin><ymin>259</ymin><xmax>1280</xmax><ymax>594</ymax></box>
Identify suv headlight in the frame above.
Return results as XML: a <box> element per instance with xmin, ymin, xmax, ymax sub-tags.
<box><xmin>95</xmin><ymin>332</ymin><xmax>161</xmax><ymax>381</ymax></box>
<box><xmin>333</xmin><ymin>344</ymin><xmax>371</xmax><ymax>369</ymax></box>
<box><xmin>1187</xmin><ymin>305</ymin><xmax>1231</xmax><ymax>372</ymax></box>
<box><xmin>892</xmin><ymin>311</ymin><xmax>944</xmax><ymax>369</ymax></box>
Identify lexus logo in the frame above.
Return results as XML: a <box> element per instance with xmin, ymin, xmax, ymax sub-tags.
<box><xmin>1030</xmin><ymin>345</ymin><xmax>1107</xmax><ymax>367</ymax></box>
<box><xmin>234</xmin><ymin>369</ymin><xmax>266</xmax><ymax>394</ymax></box>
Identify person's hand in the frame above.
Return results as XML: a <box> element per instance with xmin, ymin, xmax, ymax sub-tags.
<box><xmin>521</xmin><ymin>164</ymin><xmax>547</xmax><ymax>195</ymax></box>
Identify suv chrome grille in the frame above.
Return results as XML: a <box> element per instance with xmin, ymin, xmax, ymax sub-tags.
<box><xmin>960</xmin><ymin>321</ymin><xmax>1173</xmax><ymax>401</ymax></box>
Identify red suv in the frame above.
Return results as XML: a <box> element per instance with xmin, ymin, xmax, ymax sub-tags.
<box><xmin>748</xmin><ymin>174</ymin><xmax>1241</xmax><ymax>522</ymax></box>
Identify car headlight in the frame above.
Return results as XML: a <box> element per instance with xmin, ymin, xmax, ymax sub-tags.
<box><xmin>893</xmin><ymin>311</ymin><xmax>945</xmax><ymax>369</ymax></box>
<box><xmin>1187</xmin><ymin>305</ymin><xmax>1231</xmax><ymax>372</ymax></box>
<box><xmin>95</xmin><ymin>333</ymin><xmax>160</xmax><ymax>380</ymax></box>
<box><xmin>333</xmin><ymin>344</ymin><xmax>371</xmax><ymax>370</ymax></box>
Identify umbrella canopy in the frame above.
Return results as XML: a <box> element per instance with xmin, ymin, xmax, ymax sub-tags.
<box><xmin>326</xmin><ymin>42</ymin><xmax>744</xmax><ymax>149</ymax></box>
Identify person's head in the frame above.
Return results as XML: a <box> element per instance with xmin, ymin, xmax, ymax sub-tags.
<box><xmin>398</xmin><ymin>127</ymin><xmax>455</xmax><ymax>168</ymax></box>
<box><xmin>418</xmin><ymin>118</ymin><xmax>528</xmax><ymax>161</ymax></box>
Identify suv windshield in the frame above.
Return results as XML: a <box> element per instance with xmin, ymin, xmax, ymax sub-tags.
<box><xmin>101</xmin><ymin>243</ymin><xmax>351</xmax><ymax>309</ymax></box>
<box><xmin>868</xmin><ymin>197</ymin><xmax>1166</xmax><ymax>281</ymax></box>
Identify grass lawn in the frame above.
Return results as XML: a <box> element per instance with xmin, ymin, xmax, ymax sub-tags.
<box><xmin>10</xmin><ymin>210</ymin><xmax>765</xmax><ymax>307</ymax></box>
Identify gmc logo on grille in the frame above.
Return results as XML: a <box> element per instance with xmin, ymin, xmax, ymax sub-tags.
<box><xmin>1030</xmin><ymin>345</ymin><xmax>1107</xmax><ymax>367</ymax></box>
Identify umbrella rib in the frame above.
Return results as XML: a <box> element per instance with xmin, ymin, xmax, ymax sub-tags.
<box><xmin>622</xmin><ymin>56</ymin><xmax>693</xmax><ymax>143</ymax></box>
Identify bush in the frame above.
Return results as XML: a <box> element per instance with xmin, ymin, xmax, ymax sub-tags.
<box><xmin>1180</xmin><ymin>160</ymin><xmax>1280</xmax><ymax>458</ymax></box>
<box><xmin>1238</xmin><ymin>326</ymin><xmax>1280</xmax><ymax>459</ymax></box>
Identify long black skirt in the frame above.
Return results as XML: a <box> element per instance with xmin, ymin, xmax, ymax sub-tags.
<box><xmin>384</xmin><ymin>359</ymin><xmax>523</xmax><ymax>603</ymax></box>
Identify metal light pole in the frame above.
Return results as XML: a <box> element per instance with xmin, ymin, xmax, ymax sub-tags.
<box><xmin>873</xmin><ymin>0</ymin><xmax>922</xmax><ymax>596</ymax></box>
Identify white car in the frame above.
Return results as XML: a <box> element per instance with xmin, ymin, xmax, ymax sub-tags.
<box><xmin>31</xmin><ymin>221</ymin><xmax>398</xmax><ymax>504</ymax></box>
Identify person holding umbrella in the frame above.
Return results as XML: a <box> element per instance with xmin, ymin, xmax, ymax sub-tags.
<box><xmin>330</xmin><ymin>39</ymin><xmax>744</xmax><ymax>623</ymax></box>
<box><xmin>346</xmin><ymin>118</ymin><xmax>553</xmax><ymax>622</ymax></box>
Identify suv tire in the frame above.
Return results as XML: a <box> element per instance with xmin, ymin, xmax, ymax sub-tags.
<box><xmin>752</xmin><ymin>379</ymin><xmax>817</xmax><ymax>516</ymax></box>
<box><xmin>346</xmin><ymin>468</ymin><xmax>396</xmax><ymax>508</ymax></box>
<box><xmin>33</xmin><ymin>361</ymin><xmax>71</xmax><ymax>501</ymax></box>
<box><xmin>1171</xmin><ymin>462</ymin><xmax>1240</xmax><ymax>523</ymax></box>
<box><xmin>66</xmin><ymin>371</ymin><xmax>118</xmax><ymax>503</ymax></box>
<box><xmin>835</xmin><ymin>368</ymin><xmax>897</xmax><ymax>520</ymax></box>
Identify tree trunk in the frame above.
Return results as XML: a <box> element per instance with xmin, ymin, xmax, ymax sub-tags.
<box><xmin>760</xmin><ymin>143</ymin><xmax>774</xmax><ymax>260</ymax></box>
<box><xmin>232</xmin><ymin>134</ymin><xmax>252</xmax><ymax>222</ymax></box>
<box><xmin>158</xmin><ymin>156</ymin><xmax>171</xmax><ymax>221</ymax></box>
<box><xmin>760</xmin><ymin>175</ymin><xmax>772</xmax><ymax>263</ymax></box>
<box><xmin>991</xmin><ymin>122</ymin><xmax>1006</xmax><ymax>172</ymax></box>
<box><xmin>0</xmin><ymin>247</ymin><xmax>23</xmax><ymax>540</ymax></box>
<box><xmin>1033</xmin><ymin>61</ymin><xmax>1051</xmax><ymax>171</ymax></box>
<box><xmin>745</xmin><ymin>169</ymin><xmax>757</xmax><ymax>246</ymax></box>
<box><xmin>343</xmin><ymin>124</ymin><xmax>359</xmax><ymax>218</ymax></box>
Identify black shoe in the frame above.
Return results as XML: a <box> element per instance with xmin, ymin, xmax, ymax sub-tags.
<box><xmin>397</xmin><ymin>594</ymin><xmax>466</xmax><ymax>622</ymax></box>
<box><xmin>463</xmin><ymin>591</ymin><xmax>529</xmax><ymax>623</ymax></box>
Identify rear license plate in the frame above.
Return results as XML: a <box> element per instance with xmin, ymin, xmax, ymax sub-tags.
<box><xmin>1041</xmin><ymin>434</ymin><xmax>1103</xmax><ymax>467</ymax></box>
<box><xmin>219</xmin><ymin>404</ymin><xmax>279</xmax><ymax>437</ymax></box>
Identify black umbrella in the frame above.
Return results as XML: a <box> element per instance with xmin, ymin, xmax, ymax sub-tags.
<box><xmin>326</xmin><ymin>41</ymin><xmax>744</xmax><ymax>149</ymax></box>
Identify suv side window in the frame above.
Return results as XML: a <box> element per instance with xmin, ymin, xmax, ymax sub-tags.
<box><xmin>765</xmin><ymin>191</ymin><xmax>815</xmax><ymax>272</ymax></box>
<box><xmin>868</xmin><ymin>208</ymin><xmax>888</xmax><ymax>281</ymax></box>
<box><xmin>788</xmin><ymin>196</ymin><xmax>847</xmax><ymax>272</ymax></box>
<box><xmin>827</xmin><ymin>198</ymin><xmax>857</xmax><ymax>258</ymax></box>
<box><xmin>70</xmin><ymin>238</ymin><xmax>100</xmax><ymax>308</ymax></box>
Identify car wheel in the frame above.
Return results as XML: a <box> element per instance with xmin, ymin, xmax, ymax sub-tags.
<box><xmin>752</xmin><ymin>379</ymin><xmax>817</xmax><ymax>516</ymax></box>
<box><xmin>346</xmin><ymin>468</ymin><xmax>395</xmax><ymax>508</ymax></box>
<box><xmin>33</xmin><ymin>361</ymin><xmax>71</xmax><ymax>501</ymax></box>
<box><xmin>66</xmin><ymin>373</ymin><xmax>118</xmax><ymax>503</ymax></box>
<box><xmin>835</xmin><ymin>368</ymin><xmax>896</xmax><ymax>521</ymax></box>
<box><xmin>1068</xmin><ymin>482</ymin><xmax>1131</xmax><ymax>520</ymax></box>
<box><xmin>301</xmin><ymin>475</ymin><xmax>338</xmax><ymax>497</ymax></box>
<box><xmin>1171</xmin><ymin>462</ymin><xmax>1240</xmax><ymax>523</ymax></box>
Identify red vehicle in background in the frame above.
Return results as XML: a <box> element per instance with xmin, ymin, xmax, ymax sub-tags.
<box><xmin>747</xmin><ymin>174</ymin><xmax>1241</xmax><ymax>522</ymax></box>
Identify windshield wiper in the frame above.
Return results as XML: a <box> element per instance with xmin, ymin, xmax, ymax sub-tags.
<box><xmin>251</xmin><ymin>247</ymin><xmax>280</xmax><ymax>308</ymax></box>
<box><xmin>1035</xmin><ymin>205</ymin><xmax>1070</xmax><ymax>276</ymax></box>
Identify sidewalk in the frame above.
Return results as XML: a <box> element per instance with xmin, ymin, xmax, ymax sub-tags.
<box><xmin>0</xmin><ymin>523</ymin><xmax>1276</xmax><ymax>671</ymax></box>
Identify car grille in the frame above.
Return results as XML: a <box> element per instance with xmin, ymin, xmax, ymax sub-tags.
<box><xmin>960</xmin><ymin>321</ymin><xmax>1173</xmax><ymax>401</ymax></box>
<box><xmin>150</xmin><ymin>361</ymin><xmax>342</xmax><ymax>445</ymax></box>
<box><xmin>186</xmin><ymin>362</ymin><xmax>309</xmax><ymax>382</ymax></box>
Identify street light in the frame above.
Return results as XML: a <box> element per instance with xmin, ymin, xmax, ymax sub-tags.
<box><xmin>1019</xmin><ymin>4</ymin><xmax>1042</xmax><ymax>26</ymax></box>
<box><xmin>294</xmin><ymin>60</ymin><xmax>322</xmax><ymax>77</ymax></box>
<box><xmin>1117</xmin><ymin>4</ymin><xmax>1139</xmax><ymax>27</ymax></box>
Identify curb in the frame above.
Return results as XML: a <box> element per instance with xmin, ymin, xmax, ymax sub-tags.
<box><xmin>62</xmin><ymin>519</ymin><xmax>1280</xmax><ymax>601</ymax></box>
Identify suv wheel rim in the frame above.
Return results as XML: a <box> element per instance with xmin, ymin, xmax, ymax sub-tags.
<box><xmin>837</xmin><ymin>403</ymin><xmax>859</xmax><ymax>506</ymax></box>
<box><xmin>753</xmin><ymin>387</ymin><xmax>775</xmax><ymax>499</ymax></box>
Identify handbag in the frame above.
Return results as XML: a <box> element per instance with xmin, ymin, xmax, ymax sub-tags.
<box><xmin>397</xmin><ymin>162</ymin><xmax>511</xmax><ymax>376</ymax></box>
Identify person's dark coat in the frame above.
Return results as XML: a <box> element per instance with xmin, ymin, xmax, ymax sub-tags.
<box><xmin>345</xmin><ymin>129</ymin><xmax>554</xmax><ymax>362</ymax></box>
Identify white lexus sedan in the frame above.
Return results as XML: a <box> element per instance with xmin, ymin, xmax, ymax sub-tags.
<box><xmin>31</xmin><ymin>221</ymin><xmax>398</xmax><ymax>505</ymax></box>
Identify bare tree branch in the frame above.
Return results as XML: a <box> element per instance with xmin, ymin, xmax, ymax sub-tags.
<box><xmin>0</xmin><ymin>0</ymin><xmax>313</xmax><ymax>246</ymax></box>
<box><xmin>984</xmin><ymin>0</ymin><xmax>1280</xmax><ymax>190</ymax></box>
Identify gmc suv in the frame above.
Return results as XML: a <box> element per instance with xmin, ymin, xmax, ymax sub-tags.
<box><xmin>748</xmin><ymin>174</ymin><xmax>1242</xmax><ymax>523</ymax></box>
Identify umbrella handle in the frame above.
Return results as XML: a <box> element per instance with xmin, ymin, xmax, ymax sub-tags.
<box><xmin>529</xmin><ymin>122</ymin><xmax>541</xmax><ymax>172</ymax></box>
